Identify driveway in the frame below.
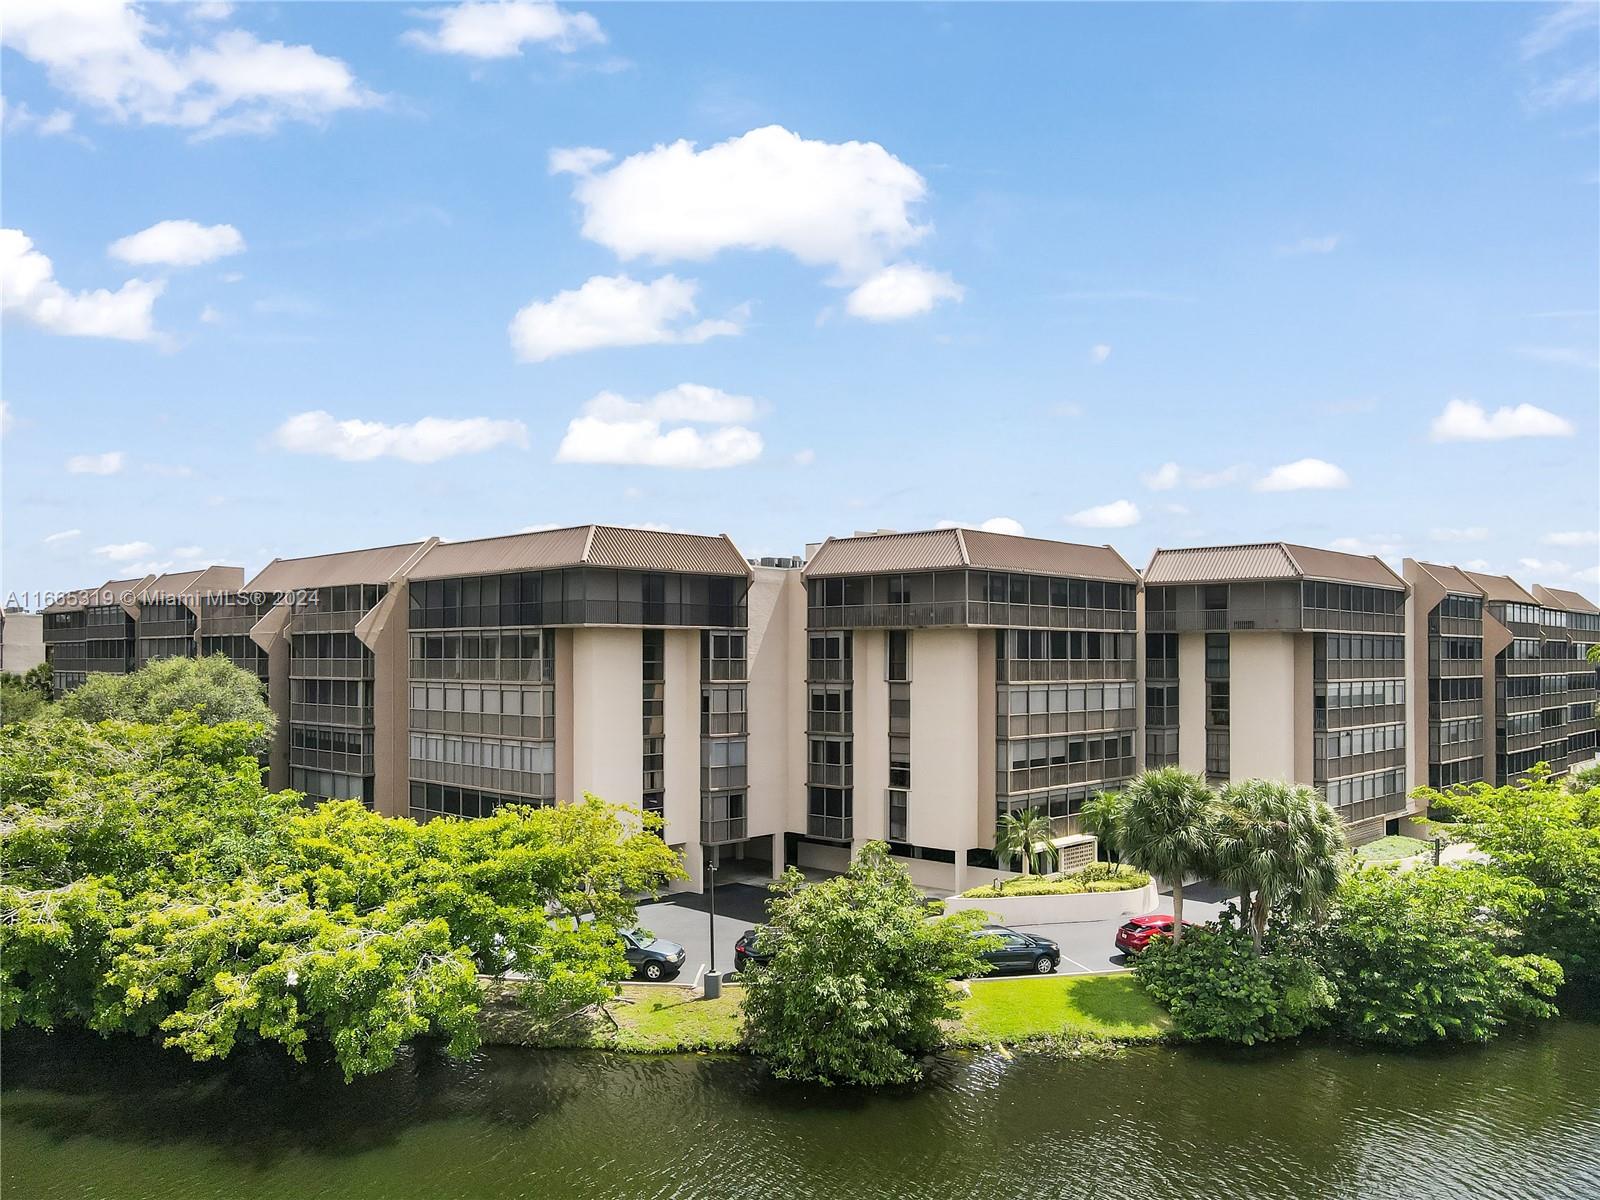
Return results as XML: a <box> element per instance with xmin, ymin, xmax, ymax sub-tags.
<box><xmin>635</xmin><ymin>879</ymin><xmax>1236</xmax><ymax>981</ymax></box>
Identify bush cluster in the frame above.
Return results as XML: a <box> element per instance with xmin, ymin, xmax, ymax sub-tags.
<box><xmin>960</xmin><ymin>863</ymin><xmax>1149</xmax><ymax>898</ymax></box>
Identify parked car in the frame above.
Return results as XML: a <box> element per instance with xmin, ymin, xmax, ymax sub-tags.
<box><xmin>971</xmin><ymin>925</ymin><xmax>1059</xmax><ymax>975</ymax></box>
<box><xmin>733</xmin><ymin>926</ymin><xmax>779</xmax><ymax>973</ymax></box>
<box><xmin>621</xmin><ymin>930</ymin><xmax>686</xmax><ymax>981</ymax></box>
<box><xmin>1114</xmin><ymin>914</ymin><xmax>1195</xmax><ymax>957</ymax></box>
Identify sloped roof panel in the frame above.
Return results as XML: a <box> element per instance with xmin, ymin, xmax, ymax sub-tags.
<box><xmin>246</xmin><ymin>543</ymin><xmax>427</xmax><ymax>594</ymax></box>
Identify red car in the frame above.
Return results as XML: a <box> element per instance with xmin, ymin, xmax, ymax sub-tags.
<box><xmin>1114</xmin><ymin>914</ymin><xmax>1195</xmax><ymax>956</ymax></box>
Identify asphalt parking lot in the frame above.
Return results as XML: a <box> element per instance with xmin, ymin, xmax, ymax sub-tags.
<box><xmin>634</xmin><ymin>880</ymin><xmax>1235</xmax><ymax>981</ymax></box>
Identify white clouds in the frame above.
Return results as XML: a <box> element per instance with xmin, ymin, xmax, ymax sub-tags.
<box><xmin>1432</xmin><ymin>527</ymin><xmax>1491</xmax><ymax>543</ymax></box>
<box><xmin>1141</xmin><ymin>461</ymin><xmax>1243</xmax><ymax>491</ymax></box>
<box><xmin>1520</xmin><ymin>3</ymin><xmax>1600</xmax><ymax>110</ymax></box>
<box><xmin>404</xmin><ymin>1</ymin><xmax>603</xmax><ymax>59</ymax></box>
<box><xmin>1331</xmin><ymin>534</ymin><xmax>1405</xmax><ymax>560</ymax></box>
<box><xmin>1</xmin><ymin>95</ymin><xmax>79</xmax><ymax>138</ymax></box>
<box><xmin>109</xmin><ymin>219</ymin><xmax>244</xmax><ymax>267</ymax></box>
<box><xmin>272</xmin><ymin>412</ymin><xmax>530</xmax><ymax>463</ymax></box>
<box><xmin>1065</xmin><ymin>499</ymin><xmax>1140</xmax><ymax>529</ymax></box>
<box><xmin>844</xmin><ymin>264</ymin><xmax>962</xmax><ymax>321</ymax></box>
<box><xmin>2</xmin><ymin>228</ymin><xmax>162</xmax><ymax>340</ymax></box>
<box><xmin>1513</xmin><ymin>345</ymin><xmax>1598</xmax><ymax>369</ymax></box>
<box><xmin>509</xmin><ymin>274</ymin><xmax>741</xmax><ymax>362</ymax></box>
<box><xmin>0</xmin><ymin>0</ymin><xmax>375</xmax><ymax>137</ymax></box>
<box><xmin>199</xmin><ymin>304</ymin><xmax>222</xmax><ymax>324</ymax></box>
<box><xmin>1088</xmin><ymin>343</ymin><xmax>1112</xmax><ymax>365</ymax></box>
<box><xmin>547</xmin><ymin>145</ymin><xmax>612</xmax><ymax>176</ymax></box>
<box><xmin>94</xmin><ymin>540</ymin><xmax>155</xmax><ymax>562</ymax></box>
<box><xmin>1255</xmin><ymin>458</ymin><xmax>1350</xmax><ymax>492</ymax></box>
<box><xmin>0</xmin><ymin>400</ymin><xmax>12</xmax><ymax>434</ymax></box>
<box><xmin>1277</xmin><ymin>234</ymin><xmax>1341</xmax><ymax>256</ymax></box>
<box><xmin>1429</xmin><ymin>397</ymin><xmax>1575</xmax><ymax>441</ymax></box>
<box><xmin>938</xmin><ymin>516</ymin><xmax>1026</xmax><ymax>536</ymax></box>
<box><xmin>43</xmin><ymin>529</ymin><xmax>82</xmax><ymax>545</ymax></box>
<box><xmin>1522</xmin><ymin>2</ymin><xmax>1599</xmax><ymax>60</ymax></box>
<box><xmin>1519</xmin><ymin>556</ymin><xmax>1574</xmax><ymax>578</ymax></box>
<box><xmin>66</xmin><ymin>450</ymin><xmax>126</xmax><ymax>475</ymax></box>
<box><xmin>1543</xmin><ymin>530</ymin><xmax>1599</xmax><ymax>547</ymax></box>
<box><xmin>554</xmin><ymin>125</ymin><xmax>931</xmax><ymax>276</ymax></box>
<box><xmin>555</xmin><ymin>385</ymin><xmax>763</xmax><ymax>469</ymax></box>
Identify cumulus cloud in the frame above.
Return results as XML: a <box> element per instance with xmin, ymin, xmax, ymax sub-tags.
<box><xmin>1542</xmin><ymin>530</ymin><xmax>1599</xmax><ymax>547</ymax></box>
<box><xmin>1141</xmin><ymin>461</ymin><xmax>1243</xmax><ymax>491</ymax></box>
<box><xmin>553</xmin><ymin>125</ymin><xmax>931</xmax><ymax>276</ymax></box>
<box><xmin>844</xmin><ymin>264</ymin><xmax>963</xmax><ymax>322</ymax></box>
<box><xmin>1065</xmin><ymin>500</ymin><xmax>1140</xmax><ymax>529</ymax></box>
<box><xmin>94</xmin><ymin>539</ymin><xmax>154</xmax><ymax>562</ymax></box>
<box><xmin>556</xmin><ymin>385</ymin><xmax>763</xmax><ymax>469</ymax></box>
<box><xmin>404</xmin><ymin>1</ymin><xmax>603</xmax><ymax>58</ymax></box>
<box><xmin>272</xmin><ymin>412</ymin><xmax>530</xmax><ymax>463</ymax></box>
<box><xmin>109</xmin><ymin>219</ymin><xmax>244</xmax><ymax>267</ymax></box>
<box><xmin>1</xmin><ymin>95</ymin><xmax>79</xmax><ymax>138</ymax></box>
<box><xmin>0</xmin><ymin>0</ymin><xmax>377</xmax><ymax>137</ymax></box>
<box><xmin>1254</xmin><ymin>458</ymin><xmax>1350</xmax><ymax>492</ymax></box>
<box><xmin>937</xmin><ymin>517</ymin><xmax>1026</xmax><ymax>537</ymax></box>
<box><xmin>2</xmin><ymin>229</ymin><xmax>162</xmax><ymax>340</ymax></box>
<box><xmin>1430</xmin><ymin>398</ymin><xmax>1575</xmax><ymax>441</ymax></box>
<box><xmin>67</xmin><ymin>450</ymin><xmax>126</xmax><ymax>475</ymax></box>
<box><xmin>509</xmin><ymin>274</ymin><xmax>741</xmax><ymax>362</ymax></box>
<box><xmin>1089</xmin><ymin>344</ymin><xmax>1112</xmax><ymax>364</ymax></box>
<box><xmin>547</xmin><ymin>145</ymin><xmax>612</xmax><ymax>176</ymax></box>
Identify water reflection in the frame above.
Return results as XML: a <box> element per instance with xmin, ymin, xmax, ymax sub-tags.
<box><xmin>4</xmin><ymin>1022</ymin><xmax>1598</xmax><ymax>1199</ymax></box>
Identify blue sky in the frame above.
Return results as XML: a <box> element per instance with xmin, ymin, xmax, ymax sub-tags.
<box><xmin>3</xmin><ymin>1</ymin><xmax>1597</xmax><ymax>601</ymax></box>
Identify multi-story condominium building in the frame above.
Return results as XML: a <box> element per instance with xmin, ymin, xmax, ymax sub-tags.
<box><xmin>1404</xmin><ymin>561</ymin><xmax>1491</xmax><ymax>791</ymax></box>
<box><xmin>795</xmin><ymin>528</ymin><xmax>1140</xmax><ymax>889</ymax></box>
<box><xmin>41</xmin><ymin>566</ymin><xmax>243</xmax><ymax>696</ymax></box>
<box><xmin>1</xmin><ymin>607</ymin><xmax>45</xmax><ymax>674</ymax></box>
<box><xmin>1143</xmin><ymin>543</ymin><xmax>1411</xmax><ymax>844</ymax></box>
<box><xmin>24</xmin><ymin>525</ymin><xmax>1598</xmax><ymax>888</ymax></box>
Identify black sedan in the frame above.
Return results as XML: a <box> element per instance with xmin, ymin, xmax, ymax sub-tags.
<box><xmin>621</xmin><ymin>930</ymin><xmax>686</xmax><ymax>981</ymax></box>
<box><xmin>970</xmin><ymin>925</ymin><xmax>1059</xmax><ymax>975</ymax></box>
<box><xmin>733</xmin><ymin>926</ymin><xmax>779</xmax><ymax>973</ymax></box>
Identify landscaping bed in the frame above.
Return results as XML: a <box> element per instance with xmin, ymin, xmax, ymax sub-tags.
<box><xmin>958</xmin><ymin>863</ymin><xmax>1150</xmax><ymax>898</ymax></box>
<box><xmin>1353</xmin><ymin>834</ymin><xmax>1431</xmax><ymax>864</ymax></box>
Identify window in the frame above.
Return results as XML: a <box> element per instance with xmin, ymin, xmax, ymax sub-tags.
<box><xmin>807</xmin><ymin>786</ymin><xmax>853</xmax><ymax>841</ymax></box>
<box><xmin>887</xmin><ymin>630</ymin><xmax>910</xmax><ymax>682</ymax></box>
<box><xmin>887</xmin><ymin>789</ymin><xmax>908</xmax><ymax>842</ymax></box>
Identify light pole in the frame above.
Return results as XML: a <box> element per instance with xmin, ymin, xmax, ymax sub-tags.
<box><xmin>703</xmin><ymin>846</ymin><xmax>722</xmax><ymax>999</ymax></box>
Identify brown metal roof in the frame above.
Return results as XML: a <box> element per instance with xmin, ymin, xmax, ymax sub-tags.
<box><xmin>803</xmin><ymin>527</ymin><xmax>1138</xmax><ymax>581</ymax></box>
<box><xmin>43</xmin><ymin>575</ymin><xmax>150</xmax><ymax>613</ymax></box>
<box><xmin>1532</xmin><ymin>584</ymin><xmax>1599</xmax><ymax>614</ymax></box>
<box><xmin>1413</xmin><ymin>561</ymin><xmax>1486</xmax><ymax>598</ymax></box>
<box><xmin>246</xmin><ymin>542</ymin><xmax>428</xmax><ymax>594</ymax></box>
<box><xmin>408</xmin><ymin>525</ymin><xmax>751</xmax><ymax>581</ymax></box>
<box><xmin>1462</xmin><ymin>570</ymin><xmax>1539</xmax><ymax>605</ymax></box>
<box><xmin>136</xmin><ymin>565</ymin><xmax>244</xmax><ymax>603</ymax></box>
<box><xmin>1144</xmin><ymin>542</ymin><xmax>1404</xmax><ymax>589</ymax></box>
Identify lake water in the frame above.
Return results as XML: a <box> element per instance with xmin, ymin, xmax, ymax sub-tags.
<box><xmin>5</xmin><ymin>1018</ymin><xmax>1598</xmax><ymax>1199</ymax></box>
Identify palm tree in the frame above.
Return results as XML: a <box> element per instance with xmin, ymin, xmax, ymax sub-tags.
<box><xmin>1080</xmin><ymin>789</ymin><xmax>1126</xmax><ymax>865</ymax></box>
<box><xmin>1212</xmin><ymin>779</ymin><xmax>1347</xmax><ymax>954</ymax></box>
<box><xmin>1116</xmin><ymin>768</ymin><xmax>1216</xmax><ymax>945</ymax></box>
<box><xmin>994</xmin><ymin>808</ymin><xmax>1057</xmax><ymax>877</ymax></box>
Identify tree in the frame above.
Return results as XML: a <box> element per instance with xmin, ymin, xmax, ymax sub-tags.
<box><xmin>1420</xmin><ymin>766</ymin><xmax>1600</xmax><ymax>988</ymax></box>
<box><xmin>1116</xmin><ymin>768</ymin><xmax>1215</xmax><ymax>945</ymax></box>
<box><xmin>1588</xmin><ymin>642</ymin><xmax>1600</xmax><ymax>665</ymax></box>
<box><xmin>0</xmin><ymin>712</ymin><xmax>683</xmax><ymax>1079</ymax></box>
<box><xmin>1080</xmin><ymin>789</ymin><xmax>1126</xmax><ymax>865</ymax></box>
<box><xmin>1211</xmin><ymin>779</ymin><xmax>1346</xmax><ymax>954</ymax></box>
<box><xmin>1304</xmin><ymin>864</ymin><xmax>1561</xmax><ymax>1045</ymax></box>
<box><xmin>993</xmin><ymin>807</ymin><xmax>1057</xmax><ymax>876</ymax></box>
<box><xmin>741</xmin><ymin>842</ymin><xmax>993</xmax><ymax>1085</ymax></box>
<box><xmin>0</xmin><ymin>673</ymin><xmax>48</xmax><ymax>725</ymax></box>
<box><xmin>56</xmin><ymin>654</ymin><xmax>276</xmax><ymax>754</ymax></box>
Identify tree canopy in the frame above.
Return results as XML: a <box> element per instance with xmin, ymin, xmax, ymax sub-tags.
<box><xmin>1</xmin><ymin>712</ymin><xmax>683</xmax><ymax>1078</ymax></box>
<box><xmin>55</xmin><ymin>655</ymin><xmax>277</xmax><ymax>753</ymax></box>
<box><xmin>740</xmin><ymin>842</ymin><xmax>993</xmax><ymax>1086</ymax></box>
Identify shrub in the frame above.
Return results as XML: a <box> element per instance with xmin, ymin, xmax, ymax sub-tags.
<box><xmin>741</xmin><ymin>842</ymin><xmax>992</xmax><ymax>1086</ymax></box>
<box><xmin>1302</xmin><ymin>864</ymin><xmax>1562</xmax><ymax>1045</ymax></box>
<box><xmin>1134</xmin><ymin>920</ymin><xmax>1333</xmax><ymax>1045</ymax></box>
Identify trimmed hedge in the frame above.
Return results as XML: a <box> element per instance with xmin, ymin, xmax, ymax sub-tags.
<box><xmin>960</xmin><ymin>863</ymin><xmax>1149</xmax><ymax>899</ymax></box>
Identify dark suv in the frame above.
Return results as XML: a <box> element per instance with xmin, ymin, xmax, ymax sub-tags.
<box><xmin>621</xmin><ymin>930</ymin><xmax>686</xmax><ymax>981</ymax></box>
<box><xmin>971</xmin><ymin>925</ymin><xmax>1060</xmax><ymax>975</ymax></box>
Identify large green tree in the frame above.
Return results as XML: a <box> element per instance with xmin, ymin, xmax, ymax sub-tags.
<box><xmin>0</xmin><ymin>712</ymin><xmax>682</xmax><ymax>1078</ymax></box>
<box><xmin>0</xmin><ymin>672</ymin><xmax>49</xmax><ymax>725</ymax></box>
<box><xmin>1421</xmin><ymin>766</ymin><xmax>1600</xmax><ymax>989</ymax></box>
<box><xmin>741</xmin><ymin>842</ymin><xmax>993</xmax><ymax>1086</ymax></box>
<box><xmin>1116</xmin><ymin>768</ymin><xmax>1215</xmax><ymax>945</ymax></box>
<box><xmin>56</xmin><ymin>654</ymin><xmax>276</xmax><ymax>753</ymax></box>
<box><xmin>1080</xmin><ymin>789</ymin><xmax>1126</xmax><ymax>865</ymax></box>
<box><xmin>1212</xmin><ymin>779</ymin><xmax>1347</xmax><ymax>953</ymax></box>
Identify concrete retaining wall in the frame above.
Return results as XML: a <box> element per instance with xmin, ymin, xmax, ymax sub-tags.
<box><xmin>943</xmin><ymin>881</ymin><xmax>1158</xmax><ymax>926</ymax></box>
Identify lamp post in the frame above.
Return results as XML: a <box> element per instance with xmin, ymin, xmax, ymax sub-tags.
<box><xmin>703</xmin><ymin>846</ymin><xmax>722</xmax><ymax>999</ymax></box>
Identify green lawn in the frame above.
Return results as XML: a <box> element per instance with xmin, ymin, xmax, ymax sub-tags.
<box><xmin>482</xmin><ymin>974</ymin><xmax>1170</xmax><ymax>1054</ymax></box>
<box><xmin>1354</xmin><ymin>834</ymin><xmax>1431</xmax><ymax>863</ymax></box>
<box><xmin>951</xmin><ymin>973</ymin><xmax>1170</xmax><ymax>1045</ymax></box>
